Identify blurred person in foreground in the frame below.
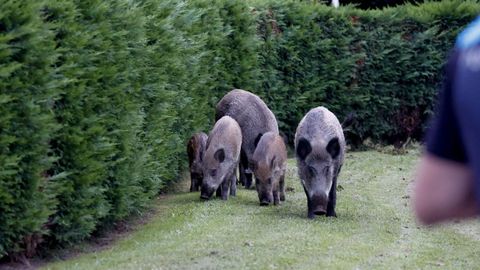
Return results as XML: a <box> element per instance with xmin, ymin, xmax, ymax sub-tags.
<box><xmin>414</xmin><ymin>17</ymin><xmax>480</xmax><ymax>225</ymax></box>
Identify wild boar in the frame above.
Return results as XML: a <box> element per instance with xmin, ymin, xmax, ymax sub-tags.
<box><xmin>187</xmin><ymin>132</ymin><xmax>208</xmax><ymax>192</ymax></box>
<box><xmin>200</xmin><ymin>116</ymin><xmax>242</xmax><ymax>200</ymax></box>
<box><xmin>295</xmin><ymin>107</ymin><xmax>345</xmax><ymax>218</ymax></box>
<box><xmin>215</xmin><ymin>89</ymin><xmax>279</xmax><ymax>189</ymax></box>
<box><xmin>251</xmin><ymin>132</ymin><xmax>287</xmax><ymax>206</ymax></box>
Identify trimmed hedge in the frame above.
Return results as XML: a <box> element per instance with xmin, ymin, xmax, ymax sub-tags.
<box><xmin>0</xmin><ymin>0</ymin><xmax>258</xmax><ymax>258</ymax></box>
<box><xmin>0</xmin><ymin>0</ymin><xmax>57</xmax><ymax>257</ymax></box>
<box><xmin>42</xmin><ymin>0</ymin><xmax>150</xmax><ymax>244</ymax></box>
<box><xmin>254</xmin><ymin>0</ymin><xmax>480</xmax><ymax>145</ymax></box>
<box><xmin>0</xmin><ymin>0</ymin><xmax>479</xmax><ymax>259</ymax></box>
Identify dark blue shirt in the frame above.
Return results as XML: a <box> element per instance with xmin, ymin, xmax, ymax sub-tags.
<box><xmin>426</xmin><ymin>16</ymin><xmax>480</xmax><ymax>205</ymax></box>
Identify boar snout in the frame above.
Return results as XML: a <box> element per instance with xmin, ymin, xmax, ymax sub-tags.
<box><xmin>200</xmin><ymin>184</ymin><xmax>215</xmax><ymax>200</ymax></box>
<box><xmin>260</xmin><ymin>198</ymin><xmax>271</xmax><ymax>206</ymax></box>
<box><xmin>313</xmin><ymin>208</ymin><xmax>326</xmax><ymax>216</ymax></box>
<box><xmin>258</xmin><ymin>192</ymin><xmax>273</xmax><ymax>206</ymax></box>
<box><xmin>311</xmin><ymin>193</ymin><xmax>328</xmax><ymax>215</ymax></box>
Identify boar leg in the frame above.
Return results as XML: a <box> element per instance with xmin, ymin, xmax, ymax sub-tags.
<box><xmin>190</xmin><ymin>175</ymin><xmax>195</xmax><ymax>192</ymax></box>
<box><xmin>279</xmin><ymin>174</ymin><xmax>286</xmax><ymax>201</ymax></box>
<box><xmin>326</xmin><ymin>166</ymin><xmax>341</xmax><ymax>217</ymax></box>
<box><xmin>216</xmin><ymin>186</ymin><xmax>222</xmax><ymax>198</ymax></box>
<box><xmin>230</xmin><ymin>172</ymin><xmax>237</xmax><ymax>197</ymax></box>
<box><xmin>244</xmin><ymin>172</ymin><xmax>253</xmax><ymax>189</ymax></box>
<box><xmin>239</xmin><ymin>149</ymin><xmax>248</xmax><ymax>186</ymax></box>
<box><xmin>240</xmin><ymin>149</ymin><xmax>255</xmax><ymax>189</ymax></box>
<box><xmin>221</xmin><ymin>177</ymin><xmax>230</xmax><ymax>200</ymax></box>
<box><xmin>303</xmin><ymin>185</ymin><xmax>315</xmax><ymax>219</ymax></box>
<box><xmin>196</xmin><ymin>176</ymin><xmax>203</xmax><ymax>192</ymax></box>
<box><xmin>273</xmin><ymin>187</ymin><xmax>280</xmax><ymax>206</ymax></box>
<box><xmin>326</xmin><ymin>180</ymin><xmax>337</xmax><ymax>217</ymax></box>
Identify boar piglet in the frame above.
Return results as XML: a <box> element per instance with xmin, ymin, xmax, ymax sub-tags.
<box><xmin>216</xmin><ymin>89</ymin><xmax>279</xmax><ymax>189</ymax></box>
<box><xmin>187</xmin><ymin>132</ymin><xmax>208</xmax><ymax>192</ymax></box>
<box><xmin>251</xmin><ymin>132</ymin><xmax>287</xmax><ymax>206</ymax></box>
<box><xmin>200</xmin><ymin>116</ymin><xmax>242</xmax><ymax>200</ymax></box>
<box><xmin>295</xmin><ymin>107</ymin><xmax>345</xmax><ymax>218</ymax></box>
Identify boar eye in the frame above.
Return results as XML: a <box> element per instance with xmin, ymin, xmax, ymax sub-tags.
<box><xmin>323</xmin><ymin>166</ymin><xmax>330</xmax><ymax>175</ymax></box>
<box><xmin>308</xmin><ymin>166</ymin><xmax>316</xmax><ymax>177</ymax></box>
<box><xmin>210</xmin><ymin>169</ymin><xmax>217</xmax><ymax>177</ymax></box>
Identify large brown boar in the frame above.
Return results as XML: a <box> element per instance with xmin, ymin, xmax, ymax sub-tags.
<box><xmin>215</xmin><ymin>89</ymin><xmax>279</xmax><ymax>189</ymax></box>
<box><xmin>251</xmin><ymin>132</ymin><xmax>287</xmax><ymax>206</ymax></box>
<box><xmin>295</xmin><ymin>107</ymin><xmax>346</xmax><ymax>218</ymax></box>
<box><xmin>200</xmin><ymin>116</ymin><xmax>242</xmax><ymax>200</ymax></box>
<box><xmin>187</xmin><ymin>132</ymin><xmax>208</xmax><ymax>192</ymax></box>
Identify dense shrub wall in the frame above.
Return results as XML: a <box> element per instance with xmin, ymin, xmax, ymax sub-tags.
<box><xmin>0</xmin><ymin>0</ymin><xmax>259</xmax><ymax>258</ymax></box>
<box><xmin>0</xmin><ymin>0</ymin><xmax>57</xmax><ymax>259</ymax></box>
<box><xmin>0</xmin><ymin>0</ymin><xmax>479</xmax><ymax>259</ymax></box>
<box><xmin>254</xmin><ymin>0</ymin><xmax>480</xmax><ymax>145</ymax></box>
<box><xmin>316</xmin><ymin>0</ymin><xmax>442</xmax><ymax>9</ymax></box>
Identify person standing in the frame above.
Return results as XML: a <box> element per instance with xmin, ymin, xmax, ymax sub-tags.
<box><xmin>414</xmin><ymin>17</ymin><xmax>480</xmax><ymax>224</ymax></box>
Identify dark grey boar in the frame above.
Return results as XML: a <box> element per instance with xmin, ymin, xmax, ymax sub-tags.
<box><xmin>216</xmin><ymin>89</ymin><xmax>279</xmax><ymax>189</ymax></box>
<box><xmin>200</xmin><ymin>116</ymin><xmax>242</xmax><ymax>200</ymax></box>
<box><xmin>295</xmin><ymin>106</ymin><xmax>345</xmax><ymax>218</ymax></box>
<box><xmin>187</xmin><ymin>132</ymin><xmax>208</xmax><ymax>192</ymax></box>
<box><xmin>251</xmin><ymin>132</ymin><xmax>287</xmax><ymax>206</ymax></box>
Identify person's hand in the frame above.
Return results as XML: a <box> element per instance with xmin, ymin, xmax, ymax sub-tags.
<box><xmin>414</xmin><ymin>154</ymin><xmax>478</xmax><ymax>225</ymax></box>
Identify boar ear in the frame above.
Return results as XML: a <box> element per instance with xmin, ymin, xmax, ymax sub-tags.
<box><xmin>254</xmin><ymin>133</ymin><xmax>263</xmax><ymax>149</ymax></box>
<box><xmin>326</xmin><ymin>137</ymin><xmax>340</xmax><ymax>159</ymax></box>
<box><xmin>296</xmin><ymin>138</ymin><xmax>312</xmax><ymax>161</ymax></box>
<box><xmin>214</xmin><ymin>148</ymin><xmax>225</xmax><ymax>163</ymax></box>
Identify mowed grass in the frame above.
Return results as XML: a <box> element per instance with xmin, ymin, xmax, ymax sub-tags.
<box><xmin>44</xmin><ymin>150</ymin><xmax>480</xmax><ymax>269</ymax></box>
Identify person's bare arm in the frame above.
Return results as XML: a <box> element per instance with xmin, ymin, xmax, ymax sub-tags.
<box><xmin>414</xmin><ymin>153</ymin><xmax>478</xmax><ymax>225</ymax></box>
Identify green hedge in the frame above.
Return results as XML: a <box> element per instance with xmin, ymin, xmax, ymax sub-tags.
<box><xmin>254</xmin><ymin>0</ymin><xmax>480</xmax><ymax>145</ymax></box>
<box><xmin>0</xmin><ymin>0</ymin><xmax>479</xmax><ymax>260</ymax></box>
<box><xmin>42</xmin><ymin>0</ymin><xmax>150</xmax><ymax>244</ymax></box>
<box><xmin>0</xmin><ymin>0</ymin><xmax>57</xmax><ymax>257</ymax></box>
<box><xmin>0</xmin><ymin>0</ymin><xmax>258</xmax><ymax>258</ymax></box>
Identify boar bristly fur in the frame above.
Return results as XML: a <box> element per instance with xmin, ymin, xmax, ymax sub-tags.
<box><xmin>187</xmin><ymin>132</ymin><xmax>208</xmax><ymax>192</ymax></box>
<box><xmin>295</xmin><ymin>107</ymin><xmax>346</xmax><ymax>218</ymax></box>
<box><xmin>251</xmin><ymin>132</ymin><xmax>287</xmax><ymax>206</ymax></box>
<box><xmin>201</xmin><ymin>116</ymin><xmax>242</xmax><ymax>200</ymax></box>
<box><xmin>216</xmin><ymin>89</ymin><xmax>279</xmax><ymax>189</ymax></box>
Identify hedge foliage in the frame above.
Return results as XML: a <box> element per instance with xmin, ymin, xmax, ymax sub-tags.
<box><xmin>1</xmin><ymin>0</ymin><xmax>479</xmax><ymax>259</ymax></box>
<box><xmin>255</xmin><ymin>0</ymin><xmax>480</xmax><ymax>145</ymax></box>
<box><xmin>0</xmin><ymin>0</ymin><xmax>57</xmax><ymax>258</ymax></box>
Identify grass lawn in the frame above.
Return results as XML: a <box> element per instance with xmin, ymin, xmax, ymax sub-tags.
<box><xmin>43</xmin><ymin>149</ymin><xmax>480</xmax><ymax>269</ymax></box>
